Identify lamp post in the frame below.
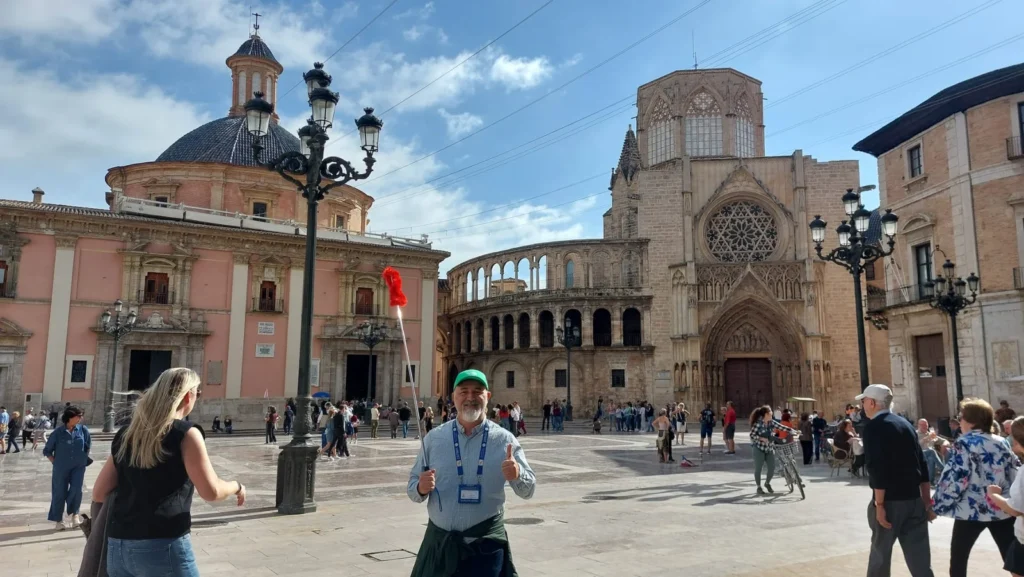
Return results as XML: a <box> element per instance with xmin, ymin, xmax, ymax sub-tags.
<box><xmin>100</xmin><ymin>300</ymin><xmax>137</xmax><ymax>433</ymax></box>
<box><xmin>555</xmin><ymin>319</ymin><xmax>580</xmax><ymax>421</ymax></box>
<box><xmin>357</xmin><ymin>321</ymin><xmax>388</xmax><ymax>402</ymax></box>
<box><xmin>925</xmin><ymin>259</ymin><xmax>979</xmax><ymax>403</ymax></box>
<box><xmin>246</xmin><ymin>61</ymin><xmax>383</xmax><ymax>515</ymax></box>
<box><xmin>809</xmin><ymin>188</ymin><xmax>899</xmax><ymax>392</ymax></box>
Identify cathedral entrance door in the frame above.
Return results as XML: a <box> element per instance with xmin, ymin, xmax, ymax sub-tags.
<box><xmin>723</xmin><ymin>358</ymin><xmax>772</xmax><ymax>417</ymax></box>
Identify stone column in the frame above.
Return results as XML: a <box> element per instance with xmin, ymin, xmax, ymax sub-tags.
<box><xmin>612</xmin><ymin>305</ymin><xmax>623</xmax><ymax>346</ymax></box>
<box><xmin>284</xmin><ymin>266</ymin><xmax>304</xmax><ymax>398</ymax></box>
<box><xmin>225</xmin><ymin>253</ymin><xmax>250</xmax><ymax>399</ymax></box>
<box><xmin>581</xmin><ymin>307</ymin><xmax>593</xmax><ymax>347</ymax></box>
<box><xmin>42</xmin><ymin>235</ymin><xmax>77</xmax><ymax>402</ymax></box>
<box><xmin>530</xmin><ymin>310</ymin><xmax>540</xmax><ymax>348</ymax></box>
<box><xmin>513</xmin><ymin>317</ymin><xmax>520</xmax><ymax>350</ymax></box>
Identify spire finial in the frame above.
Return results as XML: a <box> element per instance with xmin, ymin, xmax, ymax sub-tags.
<box><xmin>252</xmin><ymin>11</ymin><xmax>261</xmax><ymax>36</ymax></box>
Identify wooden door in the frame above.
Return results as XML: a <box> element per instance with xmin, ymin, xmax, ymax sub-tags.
<box><xmin>724</xmin><ymin>358</ymin><xmax>772</xmax><ymax>418</ymax></box>
<box><xmin>915</xmin><ymin>334</ymin><xmax>950</xmax><ymax>423</ymax></box>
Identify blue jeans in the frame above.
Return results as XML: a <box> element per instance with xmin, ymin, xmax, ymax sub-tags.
<box><xmin>402</xmin><ymin>421</ymin><xmax>409</xmax><ymax>438</ymax></box>
<box><xmin>813</xmin><ymin>434</ymin><xmax>823</xmax><ymax>460</ymax></box>
<box><xmin>48</xmin><ymin>463</ymin><xmax>85</xmax><ymax>521</ymax></box>
<box><xmin>108</xmin><ymin>534</ymin><xmax>200</xmax><ymax>577</ymax></box>
<box><xmin>553</xmin><ymin>415</ymin><xmax>562</xmax><ymax>432</ymax></box>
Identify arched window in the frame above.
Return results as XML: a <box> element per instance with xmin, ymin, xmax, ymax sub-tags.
<box><xmin>503</xmin><ymin>314</ymin><xmax>514</xmax><ymax>350</ymax></box>
<box><xmin>539</xmin><ymin>311</ymin><xmax>554</xmax><ymax>348</ymax></box>
<box><xmin>623</xmin><ymin>308</ymin><xmax>642</xmax><ymax>346</ymax></box>
<box><xmin>647</xmin><ymin>98</ymin><xmax>674</xmax><ymax>165</ymax></box>
<box><xmin>465</xmin><ymin>271</ymin><xmax>473</xmax><ymax>302</ymax></box>
<box><xmin>464</xmin><ymin>321</ymin><xmax>472</xmax><ymax>352</ymax></box>
<box><xmin>447</xmin><ymin>364</ymin><xmax>459</xmax><ymax>397</ymax></box>
<box><xmin>685</xmin><ymin>90</ymin><xmax>722</xmax><ymax>157</ymax></box>
<box><xmin>490</xmin><ymin>316</ymin><xmax>500</xmax><ymax>351</ymax></box>
<box><xmin>563</xmin><ymin>309</ymin><xmax>582</xmax><ymax>345</ymax></box>
<box><xmin>593</xmin><ymin>308</ymin><xmax>612</xmax><ymax>347</ymax></box>
<box><xmin>565</xmin><ymin>260</ymin><xmax>575</xmax><ymax>288</ymax></box>
<box><xmin>735</xmin><ymin>96</ymin><xmax>755</xmax><ymax>158</ymax></box>
<box><xmin>518</xmin><ymin>313</ymin><xmax>531</xmax><ymax>348</ymax></box>
<box><xmin>516</xmin><ymin>257</ymin><xmax>531</xmax><ymax>291</ymax></box>
<box><xmin>454</xmin><ymin>323</ymin><xmax>462</xmax><ymax>354</ymax></box>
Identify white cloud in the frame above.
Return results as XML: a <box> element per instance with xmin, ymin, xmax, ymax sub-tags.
<box><xmin>403</xmin><ymin>26</ymin><xmax>425</xmax><ymax>41</ymax></box>
<box><xmin>489</xmin><ymin>54</ymin><xmax>553</xmax><ymax>91</ymax></box>
<box><xmin>438</xmin><ymin>109</ymin><xmax>484</xmax><ymax>139</ymax></box>
<box><xmin>436</xmin><ymin>28</ymin><xmax>449</xmax><ymax>45</ymax></box>
<box><xmin>562</xmin><ymin>53</ymin><xmax>584</xmax><ymax>68</ymax></box>
<box><xmin>0</xmin><ymin>57</ymin><xmax>210</xmax><ymax>200</ymax></box>
<box><xmin>1</xmin><ymin>0</ymin><xmax>119</xmax><ymax>43</ymax></box>
<box><xmin>394</xmin><ymin>1</ymin><xmax>435</xmax><ymax>20</ymax></box>
<box><xmin>323</xmin><ymin>128</ymin><xmax>599</xmax><ymax>271</ymax></box>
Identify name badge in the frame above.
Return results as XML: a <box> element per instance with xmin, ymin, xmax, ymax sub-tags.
<box><xmin>458</xmin><ymin>484</ymin><xmax>482</xmax><ymax>504</ymax></box>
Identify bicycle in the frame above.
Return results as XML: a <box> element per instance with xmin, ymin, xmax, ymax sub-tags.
<box><xmin>773</xmin><ymin>439</ymin><xmax>806</xmax><ymax>500</ymax></box>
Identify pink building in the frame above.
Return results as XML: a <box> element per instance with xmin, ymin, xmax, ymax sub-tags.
<box><xmin>0</xmin><ymin>32</ymin><xmax>446</xmax><ymax>426</ymax></box>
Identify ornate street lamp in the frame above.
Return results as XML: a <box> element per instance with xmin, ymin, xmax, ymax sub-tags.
<box><xmin>245</xmin><ymin>61</ymin><xmax>383</xmax><ymax>515</ymax></box>
<box><xmin>555</xmin><ymin>319</ymin><xmax>580</xmax><ymax>422</ymax></box>
<box><xmin>925</xmin><ymin>259</ymin><xmax>979</xmax><ymax>402</ymax></box>
<box><xmin>100</xmin><ymin>300</ymin><xmax>137</xmax><ymax>433</ymax></box>
<box><xmin>809</xmin><ymin>188</ymin><xmax>899</xmax><ymax>391</ymax></box>
<box><xmin>357</xmin><ymin>321</ymin><xmax>388</xmax><ymax>402</ymax></box>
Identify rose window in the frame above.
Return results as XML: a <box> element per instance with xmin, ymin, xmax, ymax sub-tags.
<box><xmin>705</xmin><ymin>201</ymin><xmax>778</xmax><ymax>262</ymax></box>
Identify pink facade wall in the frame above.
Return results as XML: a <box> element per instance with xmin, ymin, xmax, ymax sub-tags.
<box><xmin>202</xmin><ymin>312</ymin><xmax>231</xmax><ymax>398</ymax></box>
<box><xmin>240</xmin><ymin>313</ymin><xmax>287</xmax><ymax>398</ymax></box>
<box><xmin>7</xmin><ymin>302</ymin><xmax>49</xmax><ymax>394</ymax></box>
<box><xmin>74</xmin><ymin>239</ymin><xmax>122</xmax><ymax>302</ymax></box>
<box><xmin>313</xmin><ymin>263</ymin><xmax>338</xmax><ymax>316</ymax></box>
<box><xmin>16</xmin><ymin>234</ymin><xmax>55</xmax><ymax>299</ymax></box>
<box><xmin>191</xmin><ymin>249</ymin><xmax>232</xmax><ymax>310</ymax></box>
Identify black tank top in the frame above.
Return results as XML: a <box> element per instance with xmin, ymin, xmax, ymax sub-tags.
<box><xmin>109</xmin><ymin>420</ymin><xmax>196</xmax><ymax>539</ymax></box>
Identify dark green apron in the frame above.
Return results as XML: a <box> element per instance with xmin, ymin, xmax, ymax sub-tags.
<box><xmin>410</xmin><ymin>513</ymin><xmax>517</xmax><ymax>577</ymax></box>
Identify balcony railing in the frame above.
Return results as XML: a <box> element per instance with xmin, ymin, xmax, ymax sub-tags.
<box><xmin>353</xmin><ymin>302</ymin><xmax>381</xmax><ymax>316</ymax></box>
<box><xmin>1009</xmin><ymin>136</ymin><xmax>1024</xmax><ymax>160</ymax></box>
<box><xmin>253</xmin><ymin>297</ymin><xmax>284</xmax><ymax>313</ymax></box>
<box><xmin>865</xmin><ymin>284</ymin><xmax>933</xmax><ymax>312</ymax></box>
<box><xmin>1015</xmin><ymin>268</ymin><xmax>1024</xmax><ymax>290</ymax></box>
<box><xmin>139</xmin><ymin>289</ymin><xmax>172</xmax><ymax>305</ymax></box>
<box><xmin>594</xmin><ymin>333</ymin><xmax>612</xmax><ymax>347</ymax></box>
<box><xmin>624</xmin><ymin>334</ymin><xmax>643</xmax><ymax>347</ymax></box>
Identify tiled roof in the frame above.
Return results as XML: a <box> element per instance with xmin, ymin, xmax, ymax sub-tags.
<box><xmin>155</xmin><ymin>117</ymin><xmax>299</xmax><ymax>167</ymax></box>
<box><xmin>853</xmin><ymin>62</ymin><xmax>1024</xmax><ymax>157</ymax></box>
<box><xmin>232</xmin><ymin>35</ymin><xmax>279</xmax><ymax>65</ymax></box>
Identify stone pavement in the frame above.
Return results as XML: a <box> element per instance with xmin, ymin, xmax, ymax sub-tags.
<box><xmin>0</xmin><ymin>429</ymin><xmax>1007</xmax><ymax>576</ymax></box>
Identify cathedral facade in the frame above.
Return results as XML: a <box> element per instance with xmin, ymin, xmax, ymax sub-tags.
<box><xmin>442</xmin><ymin>68</ymin><xmax>884</xmax><ymax>418</ymax></box>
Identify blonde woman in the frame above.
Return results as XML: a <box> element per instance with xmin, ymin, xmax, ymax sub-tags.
<box><xmin>91</xmin><ymin>368</ymin><xmax>245</xmax><ymax>577</ymax></box>
<box><xmin>674</xmin><ymin>403</ymin><xmax>688</xmax><ymax>445</ymax></box>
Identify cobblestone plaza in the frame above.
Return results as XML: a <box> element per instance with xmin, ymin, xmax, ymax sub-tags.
<box><xmin>0</xmin><ymin>428</ymin><xmax>1005</xmax><ymax>576</ymax></box>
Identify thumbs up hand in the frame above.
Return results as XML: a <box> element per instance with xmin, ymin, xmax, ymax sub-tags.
<box><xmin>501</xmin><ymin>443</ymin><xmax>520</xmax><ymax>482</ymax></box>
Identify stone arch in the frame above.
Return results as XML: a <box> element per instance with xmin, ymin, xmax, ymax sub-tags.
<box><xmin>454</xmin><ymin>323</ymin><xmax>462</xmax><ymax>354</ymax></box>
<box><xmin>539</xmin><ymin>310</ymin><xmax>554</xmax><ymax>347</ymax></box>
<box><xmin>901</xmin><ymin>212</ymin><xmax>935</xmax><ymax>235</ymax></box>
<box><xmin>622</xmin><ymin>307</ymin><xmax>642</xmax><ymax>346</ymax></box>
<box><xmin>464</xmin><ymin>320</ymin><xmax>472</xmax><ymax>353</ymax></box>
<box><xmin>701</xmin><ymin>289</ymin><xmax>806</xmax><ymax>417</ymax></box>
<box><xmin>645</xmin><ymin>93</ymin><xmax>675</xmax><ymax>166</ymax></box>
<box><xmin>593</xmin><ymin>308</ymin><xmax>612</xmax><ymax>347</ymax></box>
<box><xmin>502</xmin><ymin>314</ymin><xmax>515</xmax><ymax>350</ymax></box>
<box><xmin>490</xmin><ymin>359</ymin><xmax>528</xmax><ymax>407</ymax></box>
<box><xmin>475</xmin><ymin>318</ymin><xmax>484</xmax><ymax>352</ymax></box>
<box><xmin>447</xmin><ymin>363</ymin><xmax>459</xmax><ymax>397</ymax></box>
<box><xmin>735</xmin><ymin>92</ymin><xmax>756</xmax><ymax>158</ymax></box>
<box><xmin>516</xmin><ymin>257</ymin><xmax>531</xmax><ymax>290</ymax></box>
<box><xmin>540</xmin><ymin>356</ymin><xmax>584</xmax><ymax>410</ymax></box>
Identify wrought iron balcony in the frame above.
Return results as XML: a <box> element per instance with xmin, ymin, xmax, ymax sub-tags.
<box><xmin>593</xmin><ymin>333</ymin><xmax>612</xmax><ymax>347</ymax></box>
<box><xmin>1009</xmin><ymin>136</ymin><xmax>1023</xmax><ymax>160</ymax></box>
<box><xmin>624</xmin><ymin>334</ymin><xmax>643</xmax><ymax>347</ymax></box>
<box><xmin>139</xmin><ymin>289</ymin><xmax>173</xmax><ymax>305</ymax></box>
<box><xmin>253</xmin><ymin>297</ymin><xmax>285</xmax><ymax>313</ymax></box>
<box><xmin>865</xmin><ymin>284</ymin><xmax>933</xmax><ymax>312</ymax></box>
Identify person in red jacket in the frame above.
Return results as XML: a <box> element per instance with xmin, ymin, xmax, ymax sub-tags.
<box><xmin>723</xmin><ymin>401</ymin><xmax>738</xmax><ymax>454</ymax></box>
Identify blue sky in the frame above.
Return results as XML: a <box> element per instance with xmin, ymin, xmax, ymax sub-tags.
<box><xmin>1</xmin><ymin>0</ymin><xmax>1020</xmax><ymax>273</ymax></box>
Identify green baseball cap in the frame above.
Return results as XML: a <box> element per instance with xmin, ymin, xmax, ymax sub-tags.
<box><xmin>453</xmin><ymin>369</ymin><xmax>489</xmax><ymax>390</ymax></box>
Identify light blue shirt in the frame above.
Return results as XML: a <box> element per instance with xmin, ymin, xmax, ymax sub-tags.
<box><xmin>0</xmin><ymin>410</ymin><xmax>8</xmax><ymax>426</ymax></box>
<box><xmin>408</xmin><ymin>418</ymin><xmax>536</xmax><ymax>532</ymax></box>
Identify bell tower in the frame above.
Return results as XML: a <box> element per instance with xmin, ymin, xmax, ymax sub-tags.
<box><xmin>226</xmin><ymin>15</ymin><xmax>283</xmax><ymax>120</ymax></box>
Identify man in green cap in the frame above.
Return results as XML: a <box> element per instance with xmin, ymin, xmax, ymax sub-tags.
<box><xmin>408</xmin><ymin>368</ymin><xmax>536</xmax><ymax>576</ymax></box>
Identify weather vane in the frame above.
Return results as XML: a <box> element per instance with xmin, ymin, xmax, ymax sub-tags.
<box><xmin>252</xmin><ymin>11</ymin><xmax>261</xmax><ymax>35</ymax></box>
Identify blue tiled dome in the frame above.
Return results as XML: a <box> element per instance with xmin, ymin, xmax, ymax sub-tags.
<box><xmin>155</xmin><ymin>117</ymin><xmax>300</xmax><ymax>167</ymax></box>
<box><xmin>232</xmin><ymin>35</ymin><xmax>279</xmax><ymax>65</ymax></box>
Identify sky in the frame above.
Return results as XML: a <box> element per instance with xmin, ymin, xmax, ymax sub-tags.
<box><xmin>1</xmin><ymin>0</ymin><xmax>1021</xmax><ymax>275</ymax></box>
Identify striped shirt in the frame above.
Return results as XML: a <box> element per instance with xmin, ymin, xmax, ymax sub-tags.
<box><xmin>750</xmin><ymin>419</ymin><xmax>799</xmax><ymax>453</ymax></box>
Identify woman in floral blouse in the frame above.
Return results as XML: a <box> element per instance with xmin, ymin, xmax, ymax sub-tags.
<box><xmin>749</xmin><ymin>405</ymin><xmax>800</xmax><ymax>495</ymax></box>
<box><xmin>933</xmin><ymin>398</ymin><xmax>1018</xmax><ymax>577</ymax></box>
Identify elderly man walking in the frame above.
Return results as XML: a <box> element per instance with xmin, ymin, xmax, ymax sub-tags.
<box><xmin>408</xmin><ymin>369</ymin><xmax>536</xmax><ymax>577</ymax></box>
<box><xmin>860</xmin><ymin>384</ymin><xmax>936</xmax><ymax>577</ymax></box>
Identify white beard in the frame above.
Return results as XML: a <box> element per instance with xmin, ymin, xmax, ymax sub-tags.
<box><xmin>460</xmin><ymin>405</ymin><xmax>484</xmax><ymax>422</ymax></box>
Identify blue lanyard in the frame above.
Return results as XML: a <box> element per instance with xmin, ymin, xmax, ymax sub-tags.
<box><xmin>452</xmin><ymin>423</ymin><xmax>488</xmax><ymax>481</ymax></box>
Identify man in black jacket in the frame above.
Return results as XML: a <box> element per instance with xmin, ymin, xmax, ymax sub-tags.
<box><xmin>542</xmin><ymin>400</ymin><xmax>552</xmax><ymax>432</ymax></box>
<box><xmin>859</xmin><ymin>384</ymin><xmax>935</xmax><ymax>577</ymax></box>
<box><xmin>399</xmin><ymin>403</ymin><xmax>412</xmax><ymax>439</ymax></box>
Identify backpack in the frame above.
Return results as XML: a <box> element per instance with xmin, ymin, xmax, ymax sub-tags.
<box><xmin>701</xmin><ymin>410</ymin><xmax>715</xmax><ymax>426</ymax></box>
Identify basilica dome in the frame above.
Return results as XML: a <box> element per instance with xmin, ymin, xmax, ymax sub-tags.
<box><xmin>155</xmin><ymin>116</ymin><xmax>299</xmax><ymax>167</ymax></box>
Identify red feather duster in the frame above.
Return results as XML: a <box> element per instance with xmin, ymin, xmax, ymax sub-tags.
<box><xmin>382</xmin><ymin>266</ymin><xmax>408</xmax><ymax>307</ymax></box>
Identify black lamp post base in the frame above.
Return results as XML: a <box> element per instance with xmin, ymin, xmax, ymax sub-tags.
<box><xmin>275</xmin><ymin>442</ymin><xmax>319</xmax><ymax>515</ymax></box>
<box><xmin>565</xmin><ymin>404</ymin><xmax>574</xmax><ymax>422</ymax></box>
<box><xmin>103</xmin><ymin>408</ymin><xmax>117</xmax><ymax>433</ymax></box>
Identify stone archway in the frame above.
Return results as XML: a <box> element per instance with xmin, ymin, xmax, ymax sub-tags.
<box><xmin>700</xmin><ymin>289</ymin><xmax>805</xmax><ymax>418</ymax></box>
